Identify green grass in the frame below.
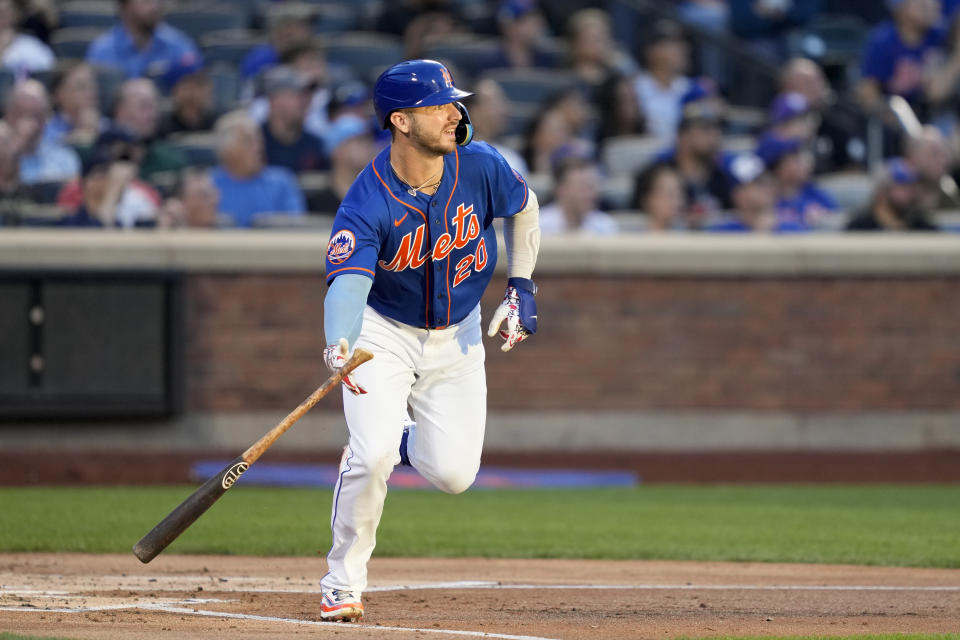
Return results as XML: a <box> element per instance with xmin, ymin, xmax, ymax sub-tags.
<box><xmin>0</xmin><ymin>485</ymin><xmax>958</xmax><ymax>567</ymax></box>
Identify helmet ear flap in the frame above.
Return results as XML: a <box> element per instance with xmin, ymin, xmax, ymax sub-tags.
<box><xmin>454</xmin><ymin>101</ymin><xmax>473</xmax><ymax>146</ymax></box>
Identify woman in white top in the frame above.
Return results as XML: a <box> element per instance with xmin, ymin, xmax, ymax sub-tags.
<box><xmin>0</xmin><ymin>0</ymin><xmax>54</xmax><ymax>74</ymax></box>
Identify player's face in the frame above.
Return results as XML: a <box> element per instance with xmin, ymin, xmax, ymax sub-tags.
<box><xmin>407</xmin><ymin>102</ymin><xmax>461</xmax><ymax>156</ymax></box>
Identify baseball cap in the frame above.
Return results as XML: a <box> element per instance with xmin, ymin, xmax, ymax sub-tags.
<box><xmin>498</xmin><ymin>0</ymin><xmax>538</xmax><ymax>21</ymax></box>
<box><xmin>326</xmin><ymin>115</ymin><xmax>371</xmax><ymax>154</ymax></box>
<box><xmin>162</xmin><ymin>51</ymin><xmax>206</xmax><ymax>93</ymax></box>
<box><xmin>263</xmin><ymin>65</ymin><xmax>309</xmax><ymax>95</ymax></box>
<box><xmin>329</xmin><ymin>80</ymin><xmax>371</xmax><ymax>113</ymax></box>
<box><xmin>769</xmin><ymin>92</ymin><xmax>811</xmax><ymax>125</ymax></box>
<box><xmin>887</xmin><ymin>157</ymin><xmax>918</xmax><ymax>184</ymax></box>
<box><xmin>724</xmin><ymin>153</ymin><xmax>767</xmax><ymax>187</ymax></box>
<box><xmin>755</xmin><ymin>134</ymin><xmax>805</xmax><ymax>168</ymax></box>
<box><xmin>678</xmin><ymin>78</ymin><xmax>722</xmax><ymax>128</ymax></box>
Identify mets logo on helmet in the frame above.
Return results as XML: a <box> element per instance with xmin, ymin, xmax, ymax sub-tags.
<box><xmin>440</xmin><ymin>67</ymin><xmax>453</xmax><ymax>88</ymax></box>
<box><xmin>327</xmin><ymin>229</ymin><xmax>356</xmax><ymax>264</ymax></box>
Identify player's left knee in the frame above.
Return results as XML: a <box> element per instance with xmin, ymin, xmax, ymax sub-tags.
<box><xmin>432</xmin><ymin>464</ymin><xmax>478</xmax><ymax>495</ymax></box>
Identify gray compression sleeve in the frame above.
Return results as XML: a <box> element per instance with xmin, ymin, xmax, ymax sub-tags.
<box><xmin>324</xmin><ymin>273</ymin><xmax>373</xmax><ymax>348</ymax></box>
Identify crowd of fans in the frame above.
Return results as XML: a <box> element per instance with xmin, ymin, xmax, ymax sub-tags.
<box><xmin>0</xmin><ymin>0</ymin><xmax>958</xmax><ymax>233</ymax></box>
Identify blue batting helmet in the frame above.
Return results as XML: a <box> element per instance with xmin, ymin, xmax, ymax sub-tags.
<box><xmin>374</xmin><ymin>59</ymin><xmax>473</xmax><ymax>130</ymax></box>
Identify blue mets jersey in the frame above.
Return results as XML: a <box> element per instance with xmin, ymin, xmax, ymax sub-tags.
<box><xmin>325</xmin><ymin>141</ymin><xmax>529</xmax><ymax>329</ymax></box>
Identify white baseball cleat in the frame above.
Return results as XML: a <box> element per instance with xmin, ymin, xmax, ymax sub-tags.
<box><xmin>321</xmin><ymin>588</ymin><xmax>364</xmax><ymax>622</ymax></box>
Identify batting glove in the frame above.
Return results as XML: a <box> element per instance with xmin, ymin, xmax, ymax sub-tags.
<box><xmin>487</xmin><ymin>277</ymin><xmax>537</xmax><ymax>352</ymax></box>
<box><xmin>323</xmin><ymin>338</ymin><xmax>367</xmax><ymax>395</ymax></box>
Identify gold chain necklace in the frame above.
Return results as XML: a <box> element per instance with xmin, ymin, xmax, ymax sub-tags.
<box><xmin>391</xmin><ymin>161</ymin><xmax>442</xmax><ymax>197</ymax></box>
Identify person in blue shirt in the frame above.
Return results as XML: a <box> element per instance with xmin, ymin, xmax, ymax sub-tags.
<box><xmin>86</xmin><ymin>0</ymin><xmax>200</xmax><ymax>81</ymax></box>
<box><xmin>756</xmin><ymin>134</ymin><xmax>838</xmax><ymax>230</ymax></box>
<box><xmin>707</xmin><ymin>152</ymin><xmax>807</xmax><ymax>233</ymax></box>
<box><xmin>858</xmin><ymin>0</ymin><xmax>946</xmax><ymax>119</ymax></box>
<box><xmin>209</xmin><ymin>111</ymin><xmax>306</xmax><ymax>228</ymax></box>
<box><xmin>260</xmin><ymin>66</ymin><xmax>327</xmax><ymax>174</ymax></box>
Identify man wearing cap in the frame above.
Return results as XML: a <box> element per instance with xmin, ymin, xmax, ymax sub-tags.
<box><xmin>707</xmin><ymin>152</ymin><xmax>806</xmax><ymax>233</ymax></box>
<box><xmin>260</xmin><ymin>66</ymin><xmax>327</xmax><ymax>174</ymax></box>
<box><xmin>847</xmin><ymin>158</ymin><xmax>939</xmax><ymax>230</ymax></box>
<box><xmin>756</xmin><ymin>133</ymin><xmax>838</xmax><ymax>229</ymax></box>
<box><xmin>159</xmin><ymin>53</ymin><xmax>215</xmax><ymax>136</ymax></box>
<box><xmin>86</xmin><ymin>0</ymin><xmax>199</xmax><ymax>81</ymax></box>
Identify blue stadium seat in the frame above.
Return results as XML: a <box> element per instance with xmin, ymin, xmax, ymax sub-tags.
<box><xmin>165</xmin><ymin>6</ymin><xmax>248</xmax><ymax>42</ymax></box>
<box><xmin>479</xmin><ymin>68</ymin><xmax>580</xmax><ymax>106</ymax></box>
<box><xmin>169</xmin><ymin>132</ymin><xmax>219</xmax><ymax>168</ymax></box>
<box><xmin>320</xmin><ymin>32</ymin><xmax>403</xmax><ymax>84</ymax></box>
<box><xmin>59</xmin><ymin>1</ymin><xmax>116</xmax><ymax>29</ymax></box>
<box><xmin>200</xmin><ymin>30</ymin><xmax>264</xmax><ymax>67</ymax></box>
<box><xmin>422</xmin><ymin>38</ymin><xmax>501</xmax><ymax>80</ymax></box>
<box><xmin>50</xmin><ymin>27</ymin><xmax>105</xmax><ymax>61</ymax></box>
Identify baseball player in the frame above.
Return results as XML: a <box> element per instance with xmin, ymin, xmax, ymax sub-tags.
<box><xmin>318</xmin><ymin>59</ymin><xmax>541</xmax><ymax>622</ymax></box>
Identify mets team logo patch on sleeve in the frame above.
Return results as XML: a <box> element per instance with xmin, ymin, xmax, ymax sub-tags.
<box><xmin>327</xmin><ymin>230</ymin><xmax>356</xmax><ymax>264</ymax></box>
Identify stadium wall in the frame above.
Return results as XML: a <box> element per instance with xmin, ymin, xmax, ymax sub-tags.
<box><xmin>1</xmin><ymin>230</ymin><xmax>959</xmax><ymax>453</ymax></box>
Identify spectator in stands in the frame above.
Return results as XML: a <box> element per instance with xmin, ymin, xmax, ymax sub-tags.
<box><xmin>858</xmin><ymin>0</ymin><xmax>945</xmax><ymax>121</ymax></box>
<box><xmin>4</xmin><ymin>79</ymin><xmax>80</xmax><ymax>185</ymax></box>
<box><xmin>768</xmin><ymin>92</ymin><xmax>819</xmax><ymax>144</ymax></box>
<box><xmin>905</xmin><ymin>124</ymin><xmax>956</xmax><ymax>209</ymax></box>
<box><xmin>247</xmin><ymin>44</ymin><xmax>336</xmax><ymax>143</ymax></box>
<box><xmin>780</xmin><ymin>57</ymin><xmax>867</xmax><ymax>172</ymax></box>
<box><xmin>756</xmin><ymin>134</ymin><xmax>838</xmax><ymax>230</ymax></box>
<box><xmin>565</xmin><ymin>8</ymin><xmax>631</xmax><ymax>90</ymax></box>
<box><xmin>633</xmin><ymin>19</ymin><xmax>692</xmax><ymax>143</ymax></box>
<box><xmin>55</xmin><ymin>127</ymin><xmax>162</xmax><ymax>227</ymax></box>
<box><xmin>241</xmin><ymin>3</ymin><xmax>315</xmax><ymax>82</ymax></box>
<box><xmin>112</xmin><ymin>77</ymin><xmax>187</xmax><ymax>181</ymax></box>
<box><xmin>403</xmin><ymin>9</ymin><xmax>465</xmax><ymax>60</ymax></box>
<box><xmin>633</xmin><ymin>162</ymin><xmax>687</xmax><ymax>231</ymax></box>
<box><xmin>157</xmin><ymin>167</ymin><xmax>219</xmax><ymax>228</ymax></box>
<box><xmin>210</xmin><ymin>111</ymin><xmax>306</xmax><ymax>228</ymax></box>
<box><xmin>847</xmin><ymin>157</ymin><xmax>939</xmax><ymax>230</ymax></box>
<box><xmin>729</xmin><ymin>0</ymin><xmax>822</xmax><ymax>61</ymax></box>
<box><xmin>17</xmin><ymin>0</ymin><xmax>56</xmax><ymax>44</ymax></box>
<box><xmin>522</xmin><ymin>106</ymin><xmax>572</xmax><ymax>176</ymax></box>
<box><xmin>468</xmin><ymin>77</ymin><xmax>528</xmax><ymax>173</ymax></box>
<box><xmin>159</xmin><ymin>54</ymin><xmax>214</xmax><ymax>136</ymax></box>
<box><xmin>86</xmin><ymin>0</ymin><xmax>199</xmax><ymax>81</ymax></box>
<box><xmin>376</xmin><ymin>0</ymin><xmax>463</xmax><ymax>38</ymax></box>
<box><xmin>0</xmin><ymin>0</ymin><xmax>53</xmax><ymax>74</ymax></box>
<box><xmin>926</xmin><ymin>9</ymin><xmax>960</xmax><ymax>121</ymax></box>
<box><xmin>488</xmin><ymin>0</ymin><xmax>557</xmax><ymax>70</ymax></box>
<box><xmin>548</xmin><ymin>87</ymin><xmax>595</xmax><ymax>151</ymax></box>
<box><xmin>0</xmin><ymin>120</ymin><xmax>35</xmax><ymax>226</ymax></box>
<box><xmin>708</xmin><ymin>153</ymin><xmax>805</xmax><ymax>233</ymax></box>
<box><xmin>308</xmin><ymin>115</ymin><xmax>376</xmax><ymax>215</ymax></box>
<box><xmin>539</xmin><ymin>155</ymin><xmax>617</xmax><ymax>234</ymax></box>
<box><xmin>45</xmin><ymin>62</ymin><xmax>109</xmax><ymax>150</ymax></box>
<box><xmin>595</xmin><ymin>73</ymin><xmax>645</xmax><ymax>145</ymax></box>
<box><xmin>58</xmin><ymin>144</ymin><xmax>160</xmax><ymax>228</ymax></box>
<box><xmin>260</xmin><ymin>66</ymin><xmax>327</xmax><ymax>174</ymax></box>
<box><xmin>633</xmin><ymin>87</ymin><xmax>731</xmax><ymax>229</ymax></box>
<box><xmin>327</xmin><ymin>80</ymin><xmax>373</xmax><ymax>125</ymax></box>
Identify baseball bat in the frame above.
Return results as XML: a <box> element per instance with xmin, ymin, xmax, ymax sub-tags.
<box><xmin>132</xmin><ymin>348</ymin><xmax>373</xmax><ymax>564</ymax></box>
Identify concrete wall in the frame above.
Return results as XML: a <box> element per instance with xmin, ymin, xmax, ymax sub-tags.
<box><xmin>2</xmin><ymin>230</ymin><xmax>959</xmax><ymax>452</ymax></box>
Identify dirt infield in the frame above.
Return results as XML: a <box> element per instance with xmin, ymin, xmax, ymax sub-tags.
<box><xmin>2</xmin><ymin>554</ymin><xmax>959</xmax><ymax>639</ymax></box>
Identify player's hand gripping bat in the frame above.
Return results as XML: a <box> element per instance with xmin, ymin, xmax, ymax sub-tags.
<box><xmin>132</xmin><ymin>348</ymin><xmax>373</xmax><ymax>563</ymax></box>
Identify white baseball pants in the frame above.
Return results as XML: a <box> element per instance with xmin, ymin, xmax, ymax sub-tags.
<box><xmin>321</xmin><ymin>304</ymin><xmax>487</xmax><ymax>593</ymax></box>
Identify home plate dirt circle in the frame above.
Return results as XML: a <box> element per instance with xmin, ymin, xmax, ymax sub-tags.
<box><xmin>2</xmin><ymin>554</ymin><xmax>959</xmax><ymax>639</ymax></box>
